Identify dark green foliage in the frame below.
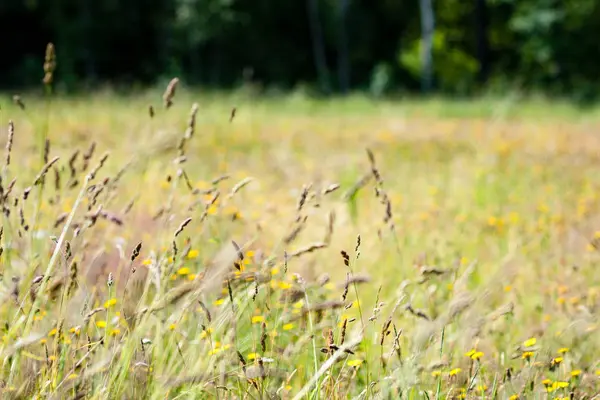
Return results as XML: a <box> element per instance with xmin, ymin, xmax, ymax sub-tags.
<box><xmin>1</xmin><ymin>0</ymin><xmax>599</xmax><ymax>97</ymax></box>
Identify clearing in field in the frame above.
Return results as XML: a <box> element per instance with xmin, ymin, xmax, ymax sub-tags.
<box><xmin>0</xmin><ymin>89</ymin><xmax>600</xmax><ymax>399</ymax></box>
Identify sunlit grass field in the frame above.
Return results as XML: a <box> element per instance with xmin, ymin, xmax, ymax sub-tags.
<box><xmin>1</xmin><ymin>88</ymin><xmax>600</xmax><ymax>399</ymax></box>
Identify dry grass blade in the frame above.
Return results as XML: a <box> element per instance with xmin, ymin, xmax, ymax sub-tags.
<box><xmin>284</xmin><ymin>217</ymin><xmax>306</xmax><ymax>245</ymax></box>
<box><xmin>174</xmin><ymin>217</ymin><xmax>192</xmax><ymax>237</ymax></box>
<box><xmin>12</xmin><ymin>95</ymin><xmax>25</xmax><ymax>110</ymax></box>
<box><xmin>163</xmin><ymin>78</ymin><xmax>179</xmax><ymax>109</ymax></box>
<box><xmin>185</xmin><ymin>103</ymin><xmax>199</xmax><ymax>139</ymax></box>
<box><xmin>24</xmin><ymin>174</ymin><xmax>90</xmax><ymax>333</ymax></box>
<box><xmin>88</xmin><ymin>152</ymin><xmax>109</xmax><ymax>180</ymax></box>
<box><xmin>228</xmin><ymin>177</ymin><xmax>254</xmax><ymax>198</ymax></box>
<box><xmin>6</xmin><ymin>120</ymin><xmax>14</xmax><ymax>167</ymax></box>
<box><xmin>33</xmin><ymin>156</ymin><xmax>60</xmax><ymax>186</ymax></box>
<box><xmin>82</xmin><ymin>142</ymin><xmax>96</xmax><ymax>171</ymax></box>
<box><xmin>292</xmin><ymin>335</ymin><xmax>363</xmax><ymax>400</ymax></box>
<box><xmin>296</xmin><ymin>183</ymin><xmax>312</xmax><ymax>213</ymax></box>
<box><xmin>43</xmin><ymin>43</ymin><xmax>56</xmax><ymax>86</ymax></box>
<box><xmin>288</xmin><ymin>242</ymin><xmax>327</xmax><ymax>259</ymax></box>
<box><xmin>487</xmin><ymin>302</ymin><xmax>515</xmax><ymax>322</ymax></box>
<box><xmin>342</xmin><ymin>174</ymin><xmax>371</xmax><ymax>200</ymax></box>
<box><xmin>336</xmin><ymin>274</ymin><xmax>370</xmax><ymax>288</ymax></box>
<box><xmin>322</xmin><ymin>183</ymin><xmax>340</xmax><ymax>195</ymax></box>
<box><xmin>212</xmin><ymin>175</ymin><xmax>230</xmax><ymax>185</ymax></box>
<box><xmin>406</xmin><ymin>304</ymin><xmax>430</xmax><ymax>321</ymax></box>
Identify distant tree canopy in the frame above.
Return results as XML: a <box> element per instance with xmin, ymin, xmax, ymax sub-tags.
<box><xmin>1</xmin><ymin>0</ymin><xmax>599</xmax><ymax>97</ymax></box>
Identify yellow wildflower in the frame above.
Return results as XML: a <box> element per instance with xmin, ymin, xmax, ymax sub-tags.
<box><xmin>552</xmin><ymin>357</ymin><xmax>563</xmax><ymax>365</ymax></box>
<box><xmin>186</xmin><ymin>249</ymin><xmax>199</xmax><ymax>260</ymax></box>
<box><xmin>558</xmin><ymin>347</ymin><xmax>569</xmax><ymax>354</ymax></box>
<box><xmin>207</xmin><ymin>205</ymin><xmax>218</xmax><ymax>215</ymax></box>
<box><xmin>449</xmin><ymin>368</ymin><xmax>461</xmax><ymax>376</ymax></box>
<box><xmin>214</xmin><ymin>299</ymin><xmax>225</xmax><ymax>306</ymax></box>
<box><xmin>571</xmin><ymin>369</ymin><xmax>582</xmax><ymax>377</ymax></box>
<box><xmin>110</xmin><ymin>328</ymin><xmax>121</xmax><ymax>336</ymax></box>
<box><xmin>104</xmin><ymin>298</ymin><xmax>117</xmax><ymax>308</ymax></box>
<box><xmin>508</xmin><ymin>395</ymin><xmax>519</xmax><ymax>400</ymax></box>
<box><xmin>283</xmin><ymin>323</ymin><xmax>294</xmax><ymax>331</ymax></box>
<box><xmin>278</xmin><ymin>281</ymin><xmax>292</xmax><ymax>290</ymax></box>
<box><xmin>177</xmin><ymin>267</ymin><xmax>191</xmax><ymax>276</ymax></box>
<box><xmin>523</xmin><ymin>338</ymin><xmax>536</xmax><ymax>347</ymax></box>
<box><xmin>293</xmin><ymin>300</ymin><xmax>304</xmax><ymax>309</ymax></box>
<box><xmin>96</xmin><ymin>320</ymin><xmax>107</xmax><ymax>329</ymax></box>
<box><xmin>522</xmin><ymin>351</ymin><xmax>534</xmax><ymax>360</ymax></box>
<box><xmin>247</xmin><ymin>352</ymin><xmax>260</xmax><ymax>360</ymax></box>
<box><xmin>558</xmin><ymin>285</ymin><xmax>568</xmax><ymax>294</ymax></box>
<box><xmin>142</xmin><ymin>259</ymin><xmax>152</xmax><ymax>266</ymax></box>
<box><xmin>251</xmin><ymin>316</ymin><xmax>264</xmax><ymax>324</ymax></box>
<box><xmin>586</xmin><ymin>243</ymin><xmax>595</xmax><ymax>252</ymax></box>
<box><xmin>347</xmin><ymin>359</ymin><xmax>363</xmax><ymax>367</ymax></box>
<box><xmin>543</xmin><ymin>314</ymin><xmax>551</xmax><ymax>322</ymax></box>
<box><xmin>168</xmin><ymin>323</ymin><xmax>176</xmax><ymax>331</ymax></box>
<box><xmin>48</xmin><ymin>328</ymin><xmax>58</xmax><ymax>337</ymax></box>
<box><xmin>66</xmin><ymin>373</ymin><xmax>78</xmax><ymax>380</ymax></box>
<box><xmin>199</xmin><ymin>328</ymin><xmax>213</xmax><ymax>339</ymax></box>
<box><xmin>471</xmin><ymin>351</ymin><xmax>484</xmax><ymax>360</ymax></box>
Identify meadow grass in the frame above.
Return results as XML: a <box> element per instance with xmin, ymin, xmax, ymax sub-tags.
<box><xmin>0</xmin><ymin>88</ymin><xmax>599</xmax><ymax>399</ymax></box>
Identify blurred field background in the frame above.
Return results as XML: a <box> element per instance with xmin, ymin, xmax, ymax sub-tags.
<box><xmin>4</xmin><ymin>0</ymin><xmax>600</xmax><ymax>398</ymax></box>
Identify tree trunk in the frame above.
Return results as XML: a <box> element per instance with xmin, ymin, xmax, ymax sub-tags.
<box><xmin>307</xmin><ymin>0</ymin><xmax>331</xmax><ymax>93</ymax></box>
<box><xmin>337</xmin><ymin>0</ymin><xmax>350</xmax><ymax>94</ymax></box>
<box><xmin>419</xmin><ymin>0</ymin><xmax>435</xmax><ymax>92</ymax></box>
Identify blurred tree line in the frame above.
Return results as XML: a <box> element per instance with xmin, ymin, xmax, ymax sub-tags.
<box><xmin>1</xmin><ymin>0</ymin><xmax>599</xmax><ymax>98</ymax></box>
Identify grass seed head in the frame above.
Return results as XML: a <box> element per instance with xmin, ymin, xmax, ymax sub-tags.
<box><xmin>163</xmin><ymin>78</ymin><xmax>179</xmax><ymax>109</ymax></box>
